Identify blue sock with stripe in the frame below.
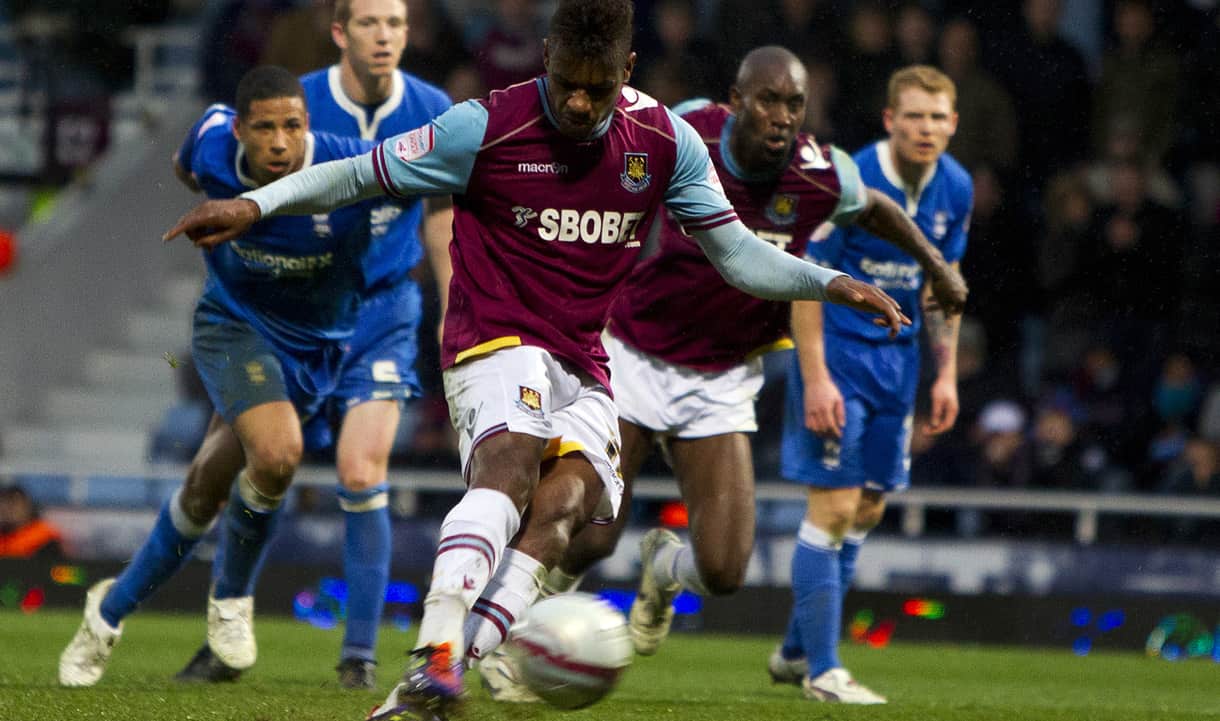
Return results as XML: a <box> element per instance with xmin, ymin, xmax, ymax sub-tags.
<box><xmin>339</xmin><ymin>484</ymin><xmax>391</xmax><ymax>663</ymax></box>
<box><xmin>790</xmin><ymin>521</ymin><xmax>842</xmax><ymax>678</ymax></box>
<box><xmin>101</xmin><ymin>489</ymin><xmax>209</xmax><ymax>627</ymax></box>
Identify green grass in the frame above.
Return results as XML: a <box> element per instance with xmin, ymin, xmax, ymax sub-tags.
<box><xmin>2</xmin><ymin>609</ymin><xmax>1217</xmax><ymax>721</ymax></box>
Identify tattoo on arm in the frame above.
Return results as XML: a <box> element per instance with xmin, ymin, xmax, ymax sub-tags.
<box><xmin>923</xmin><ymin>290</ymin><xmax>960</xmax><ymax>375</ymax></box>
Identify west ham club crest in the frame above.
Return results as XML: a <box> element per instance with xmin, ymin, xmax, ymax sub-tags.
<box><xmin>620</xmin><ymin>152</ymin><xmax>651</xmax><ymax>193</ymax></box>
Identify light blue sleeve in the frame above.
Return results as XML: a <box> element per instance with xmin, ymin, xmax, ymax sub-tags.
<box><xmin>671</xmin><ymin>98</ymin><xmax>713</xmax><ymax>116</ymax></box>
<box><xmin>693</xmin><ymin>220</ymin><xmax>846</xmax><ymax>302</ymax></box>
<box><xmin>376</xmin><ymin>100</ymin><xmax>487</xmax><ymax>196</ymax></box>
<box><xmin>241</xmin><ymin>101</ymin><xmax>487</xmax><ymax>217</ymax></box>
<box><xmin>662</xmin><ymin>108</ymin><xmax>737</xmax><ymax>228</ymax></box>
<box><xmin>827</xmin><ymin>146</ymin><xmax>868</xmax><ymax>225</ymax></box>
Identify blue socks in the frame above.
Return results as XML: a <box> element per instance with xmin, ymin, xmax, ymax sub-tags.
<box><xmin>783</xmin><ymin>521</ymin><xmax>842</xmax><ymax>677</ymax></box>
<box><xmin>100</xmin><ymin>490</ymin><xmax>209</xmax><ymax>628</ymax></box>
<box><xmin>212</xmin><ymin>472</ymin><xmax>283</xmax><ymax>600</ymax></box>
<box><xmin>338</xmin><ymin>484</ymin><xmax>391</xmax><ymax>663</ymax></box>
<box><xmin>839</xmin><ymin>531</ymin><xmax>866</xmax><ymax>600</ymax></box>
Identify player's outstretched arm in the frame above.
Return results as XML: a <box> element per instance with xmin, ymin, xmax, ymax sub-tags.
<box><xmin>691</xmin><ymin>220</ymin><xmax>911</xmax><ymax>336</ymax></box>
<box><xmin>163</xmin><ymin>198</ymin><xmax>261</xmax><ymax>249</ymax></box>
<box><xmin>823</xmin><ymin>276</ymin><xmax>912</xmax><ymax>338</ymax></box>
<box><xmin>163</xmin><ymin>154</ymin><xmax>383</xmax><ymax>247</ymax></box>
<box><xmin>853</xmin><ymin>189</ymin><xmax>968</xmax><ymax>315</ymax></box>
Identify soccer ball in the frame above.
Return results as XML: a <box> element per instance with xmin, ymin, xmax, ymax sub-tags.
<box><xmin>509</xmin><ymin>592</ymin><xmax>633</xmax><ymax>709</ymax></box>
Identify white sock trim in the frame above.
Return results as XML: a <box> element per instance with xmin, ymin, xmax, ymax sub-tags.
<box><xmin>797</xmin><ymin>520</ymin><xmax>843</xmax><ymax>551</ymax></box>
<box><xmin>237</xmin><ymin>470</ymin><xmax>285</xmax><ymax>513</ymax></box>
<box><xmin>673</xmin><ymin>546</ymin><xmax>712</xmax><ymax>596</ymax></box>
<box><xmin>844</xmin><ymin>529</ymin><xmax>869</xmax><ymax>546</ymax></box>
<box><xmin>169</xmin><ymin>487</ymin><xmax>211</xmax><ymax>538</ymax></box>
<box><xmin>338</xmin><ymin>489</ymin><xmax>388</xmax><ymax>513</ymax></box>
<box><xmin>542</xmin><ymin>567</ymin><xmax>583</xmax><ymax>597</ymax></box>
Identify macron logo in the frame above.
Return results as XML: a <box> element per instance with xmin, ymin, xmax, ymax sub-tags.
<box><xmin>518</xmin><ymin>161</ymin><xmax>568</xmax><ymax>175</ymax></box>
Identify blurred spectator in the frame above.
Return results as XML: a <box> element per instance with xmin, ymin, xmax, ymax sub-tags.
<box><xmin>470</xmin><ymin>0</ymin><xmax>544</xmax><ymax>92</ymax></box>
<box><xmin>442</xmin><ymin>61</ymin><xmax>486</xmax><ymax>103</ymax></box>
<box><xmin>712</xmin><ymin>0</ymin><xmax>838</xmax><ymax>93</ymax></box>
<box><xmin>1070</xmin><ymin>344</ymin><xmax>1134</xmax><ymax>451</ymax></box>
<box><xmin>1091</xmin><ymin>0</ymin><xmax>1179</xmax><ymax>166</ymax></box>
<box><xmin>633</xmin><ymin>0</ymin><xmax>719</xmax><ymax>106</ymax></box>
<box><xmin>938</xmin><ymin>17</ymin><xmax>1017</xmax><ymax>173</ymax></box>
<box><xmin>1078</xmin><ymin>159</ymin><xmax>1184</xmax><ymax>376</ymax></box>
<box><xmin>400</xmin><ymin>0</ymin><xmax>472</xmax><ymax>88</ymax></box>
<box><xmin>894</xmin><ymin>2</ymin><xmax>936</xmax><ymax>66</ymax></box>
<box><xmin>1085</xmin><ymin>114</ymin><xmax>1182</xmax><ymax>210</ymax></box>
<box><xmin>832</xmin><ymin>1</ymin><xmax>899</xmax><ymax>151</ymax></box>
<box><xmin>1036</xmin><ymin>171</ymin><xmax>1096</xmax><ymax>358</ymax></box>
<box><xmin>202</xmin><ymin>0</ymin><xmax>295</xmax><ymax>102</ymax></box>
<box><xmin>0</xmin><ymin>485</ymin><xmax>63</xmax><ymax>559</ymax></box>
<box><xmin>1158</xmin><ymin>438</ymin><xmax>1220</xmax><ymax>541</ymax></box>
<box><xmin>971</xmin><ymin>399</ymin><xmax>1032</xmax><ymax>488</ymax></box>
<box><xmin>260</xmin><ymin>0</ymin><xmax>340</xmax><ymax>77</ymax></box>
<box><xmin>1160</xmin><ymin>438</ymin><xmax>1220</xmax><ymax>496</ymax></box>
<box><xmin>1028</xmin><ymin>396</ymin><xmax>1110</xmax><ymax>490</ymax></box>
<box><xmin>1200</xmin><ymin>383</ymin><xmax>1220</xmax><ymax>443</ymax></box>
<box><xmin>1142</xmin><ymin>353</ymin><xmax>1204</xmax><ymax>488</ymax></box>
<box><xmin>1153</xmin><ymin>353</ymin><xmax>1203</xmax><ymax>429</ymax></box>
<box><xmin>986</xmin><ymin>0</ymin><xmax>1091</xmax><ymax>189</ymax></box>
<box><xmin>799</xmin><ymin>58</ymin><xmax>837</xmax><ymax>141</ymax></box>
<box><xmin>958</xmin><ymin>165</ymin><xmax>1037</xmax><ymax>382</ymax></box>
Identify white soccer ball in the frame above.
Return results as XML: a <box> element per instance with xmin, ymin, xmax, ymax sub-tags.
<box><xmin>509</xmin><ymin>592</ymin><xmax>633</xmax><ymax>709</ymax></box>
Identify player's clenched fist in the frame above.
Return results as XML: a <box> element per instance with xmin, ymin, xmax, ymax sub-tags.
<box><xmin>824</xmin><ymin>275</ymin><xmax>912</xmax><ymax>338</ymax></box>
<box><xmin>163</xmin><ymin>198</ymin><xmax>262</xmax><ymax>249</ymax></box>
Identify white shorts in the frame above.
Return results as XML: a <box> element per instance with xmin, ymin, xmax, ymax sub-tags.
<box><xmin>443</xmin><ymin>345</ymin><xmax>624</xmax><ymax>523</ymax></box>
<box><xmin>605</xmin><ymin>331</ymin><xmax>764</xmax><ymax>439</ymax></box>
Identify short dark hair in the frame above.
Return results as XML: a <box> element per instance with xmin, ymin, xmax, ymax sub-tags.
<box><xmin>235</xmin><ymin>66</ymin><xmax>305</xmax><ymax>118</ymax></box>
<box><xmin>334</xmin><ymin>0</ymin><xmax>407</xmax><ymax>28</ymax></box>
<box><xmin>547</xmin><ymin>0</ymin><xmax>634</xmax><ymax>68</ymax></box>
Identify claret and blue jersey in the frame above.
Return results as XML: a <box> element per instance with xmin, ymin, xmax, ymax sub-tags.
<box><xmin>809</xmin><ymin>139</ymin><xmax>972</xmax><ymax>344</ymax></box>
<box><xmin>364</xmin><ymin>78</ymin><xmax>740</xmax><ymax>390</ymax></box>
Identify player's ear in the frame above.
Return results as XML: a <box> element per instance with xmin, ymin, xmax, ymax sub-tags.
<box><xmin>622</xmin><ymin>51</ymin><xmax>637</xmax><ymax>83</ymax></box>
<box><xmin>331</xmin><ymin>21</ymin><xmax>347</xmax><ymax>50</ymax></box>
<box><xmin>231</xmin><ymin>116</ymin><xmax>241</xmax><ymax>140</ymax></box>
<box><xmin>882</xmin><ymin>107</ymin><xmax>895</xmax><ymax>135</ymax></box>
<box><xmin>542</xmin><ymin>38</ymin><xmax>551</xmax><ymax>72</ymax></box>
<box><xmin>728</xmin><ymin>85</ymin><xmax>743</xmax><ymax>114</ymax></box>
<box><xmin>947</xmin><ymin>110</ymin><xmax>959</xmax><ymax>137</ymax></box>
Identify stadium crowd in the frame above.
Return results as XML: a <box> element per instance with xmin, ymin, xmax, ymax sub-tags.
<box><xmin>3</xmin><ymin>0</ymin><xmax>1218</xmax><ymax>506</ymax></box>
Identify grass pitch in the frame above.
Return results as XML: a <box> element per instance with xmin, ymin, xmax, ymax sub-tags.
<box><xmin>2</xmin><ymin>609</ymin><xmax>1216</xmax><ymax>721</ymax></box>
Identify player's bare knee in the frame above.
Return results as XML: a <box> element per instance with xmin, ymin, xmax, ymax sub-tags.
<box><xmin>336</xmin><ymin>458</ymin><xmax>385</xmax><ymax>493</ymax></box>
<box><xmin>244</xmin><ymin>440</ymin><xmax>303</xmax><ymax>485</ymax></box>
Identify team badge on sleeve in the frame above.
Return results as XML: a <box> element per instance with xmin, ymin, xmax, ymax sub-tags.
<box><xmin>620</xmin><ymin>153</ymin><xmax>651</xmax><ymax>193</ymax></box>
<box><xmin>394</xmin><ymin>125</ymin><xmax>434</xmax><ymax>163</ymax></box>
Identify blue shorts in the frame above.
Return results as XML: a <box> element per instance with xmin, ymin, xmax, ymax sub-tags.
<box><xmin>780</xmin><ymin>334</ymin><xmax>919</xmax><ymax>493</ymax></box>
<box><xmin>192</xmin><ymin>281</ymin><xmax>422</xmax><ymax>452</ymax></box>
